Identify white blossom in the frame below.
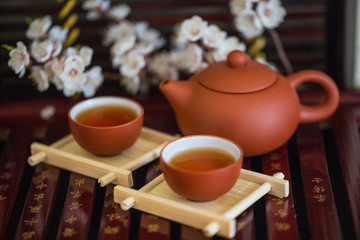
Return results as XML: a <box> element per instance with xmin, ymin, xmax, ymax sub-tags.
<box><xmin>49</xmin><ymin>25</ymin><xmax>68</xmax><ymax>42</ymax></box>
<box><xmin>79</xmin><ymin>46</ymin><xmax>94</xmax><ymax>67</ymax></box>
<box><xmin>83</xmin><ymin>66</ymin><xmax>103</xmax><ymax>97</ymax></box>
<box><xmin>171</xmin><ymin>43</ymin><xmax>204</xmax><ymax>73</ymax></box>
<box><xmin>103</xmin><ymin>21</ymin><xmax>134</xmax><ymax>46</ymax></box>
<box><xmin>120</xmin><ymin>50</ymin><xmax>146</xmax><ymax>78</ymax></box>
<box><xmin>8</xmin><ymin>41</ymin><xmax>30</xmax><ymax>78</ymax></box>
<box><xmin>40</xmin><ymin>105</ymin><xmax>56</xmax><ymax>120</ymax></box>
<box><xmin>51</xmin><ymin>41</ymin><xmax>63</xmax><ymax>58</ymax></box>
<box><xmin>234</xmin><ymin>10</ymin><xmax>263</xmax><ymax>39</ymax></box>
<box><xmin>133</xmin><ymin>22</ymin><xmax>149</xmax><ymax>37</ymax></box>
<box><xmin>134</xmin><ymin>41</ymin><xmax>155</xmax><ymax>55</ymax></box>
<box><xmin>110</xmin><ymin>34</ymin><xmax>136</xmax><ymax>56</ymax></box>
<box><xmin>83</xmin><ymin>0</ymin><xmax>110</xmax><ymax>20</ymax></box>
<box><xmin>26</xmin><ymin>15</ymin><xmax>52</xmax><ymax>40</ymax></box>
<box><xmin>31</xmin><ymin>40</ymin><xmax>54</xmax><ymax>63</ymax></box>
<box><xmin>49</xmin><ymin>58</ymin><xmax>65</xmax><ymax>90</ymax></box>
<box><xmin>148</xmin><ymin>52</ymin><xmax>179</xmax><ymax>81</ymax></box>
<box><xmin>107</xmin><ymin>4</ymin><xmax>131</xmax><ymax>21</ymax></box>
<box><xmin>121</xmin><ymin>75</ymin><xmax>140</xmax><ymax>95</ymax></box>
<box><xmin>256</xmin><ymin>0</ymin><xmax>286</xmax><ymax>29</ymax></box>
<box><xmin>229</xmin><ymin>0</ymin><xmax>256</xmax><ymax>15</ymax></box>
<box><xmin>207</xmin><ymin>36</ymin><xmax>246</xmax><ymax>62</ymax></box>
<box><xmin>65</xmin><ymin>46</ymin><xmax>94</xmax><ymax>67</ymax></box>
<box><xmin>30</xmin><ymin>65</ymin><xmax>49</xmax><ymax>92</ymax></box>
<box><xmin>180</xmin><ymin>15</ymin><xmax>208</xmax><ymax>42</ymax></box>
<box><xmin>60</xmin><ymin>55</ymin><xmax>87</xmax><ymax>97</ymax></box>
<box><xmin>111</xmin><ymin>54</ymin><xmax>124</xmax><ymax>68</ymax></box>
<box><xmin>137</xmin><ymin>27</ymin><xmax>165</xmax><ymax>50</ymax></box>
<box><xmin>202</xmin><ymin>24</ymin><xmax>227</xmax><ymax>48</ymax></box>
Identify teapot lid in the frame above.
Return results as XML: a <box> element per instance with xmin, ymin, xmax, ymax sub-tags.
<box><xmin>197</xmin><ymin>50</ymin><xmax>276</xmax><ymax>93</ymax></box>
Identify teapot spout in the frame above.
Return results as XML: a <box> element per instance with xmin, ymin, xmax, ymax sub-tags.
<box><xmin>159</xmin><ymin>79</ymin><xmax>192</xmax><ymax>111</ymax></box>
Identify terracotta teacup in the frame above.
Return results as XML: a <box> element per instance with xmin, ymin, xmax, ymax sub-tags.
<box><xmin>160</xmin><ymin>135</ymin><xmax>243</xmax><ymax>202</ymax></box>
<box><xmin>68</xmin><ymin>96</ymin><xmax>144</xmax><ymax>156</ymax></box>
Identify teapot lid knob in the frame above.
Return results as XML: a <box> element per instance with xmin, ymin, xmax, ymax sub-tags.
<box><xmin>227</xmin><ymin>50</ymin><xmax>247</xmax><ymax>69</ymax></box>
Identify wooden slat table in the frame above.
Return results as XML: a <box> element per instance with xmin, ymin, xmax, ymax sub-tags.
<box><xmin>0</xmin><ymin>91</ymin><xmax>359</xmax><ymax>240</ymax></box>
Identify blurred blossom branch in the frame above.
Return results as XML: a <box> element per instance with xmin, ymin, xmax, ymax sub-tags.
<box><xmin>83</xmin><ymin>0</ymin><xmax>165</xmax><ymax>95</ymax></box>
<box><xmin>5</xmin><ymin>0</ymin><xmax>291</xmax><ymax>97</ymax></box>
<box><xmin>229</xmin><ymin>0</ymin><xmax>292</xmax><ymax>75</ymax></box>
<box><xmin>4</xmin><ymin>1</ymin><xmax>104</xmax><ymax>98</ymax></box>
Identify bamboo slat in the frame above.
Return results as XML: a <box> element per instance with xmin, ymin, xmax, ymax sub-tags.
<box><xmin>114</xmin><ymin>170</ymin><xmax>289</xmax><ymax>238</ymax></box>
<box><xmin>28</xmin><ymin>127</ymin><xmax>176</xmax><ymax>187</ymax></box>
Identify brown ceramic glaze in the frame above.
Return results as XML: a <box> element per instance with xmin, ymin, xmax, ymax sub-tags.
<box><xmin>68</xmin><ymin>96</ymin><xmax>144</xmax><ymax>156</ymax></box>
<box><xmin>160</xmin><ymin>135</ymin><xmax>243</xmax><ymax>202</ymax></box>
<box><xmin>159</xmin><ymin>50</ymin><xmax>339</xmax><ymax>156</ymax></box>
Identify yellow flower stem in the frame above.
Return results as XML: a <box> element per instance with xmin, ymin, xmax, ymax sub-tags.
<box><xmin>247</xmin><ymin>37</ymin><xmax>266</xmax><ymax>58</ymax></box>
<box><xmin>254</xmin><ymin>52</ymin><xmax>266</xmax><ymax>60</ymax></box>
<box><xmin>64</xmin><ymin>27</ymin><xmax>80</xmax><ymax>47</ymax></box>
<box><xmin>25</xmin><ymin>17</ymin><xmax>33</xmax><ymax>25</ymax></box>
<box><xmin>59</xmin><ymin>0</ymin><xmax>76</xmax><ymax>20</ymax></box>
<box><xmin>63</xmin><ymin>13</ymin><xmax>78</xmax><ymax>30</ymax></box>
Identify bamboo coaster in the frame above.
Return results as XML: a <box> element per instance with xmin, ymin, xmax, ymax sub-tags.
<box><xmin>28</xmin><ymin>127</ymin><xmax>176</xmax><ymax>187</ymax></box>
<box><xmin>114</xmin><ymin>170</ymin><xmax>289</xmax><ymax>238</ymax></box>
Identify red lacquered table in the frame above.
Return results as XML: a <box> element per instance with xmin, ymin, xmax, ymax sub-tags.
<box><xmin>0</xmin><ymin>91</ymin><xmax>359</xmax><ymax>240</ymax></box>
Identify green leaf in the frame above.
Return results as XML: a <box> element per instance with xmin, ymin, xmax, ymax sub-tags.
<box><xmin>1</xmin><ymin>44</ymin><xmax>15</xmax><ymax>51</ymax></box>
<box><xmin>25</xmin><ymin>17</ymin><xmax>33</xmax><ymax>25</ymax></box>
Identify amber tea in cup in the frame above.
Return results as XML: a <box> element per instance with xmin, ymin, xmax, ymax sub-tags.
<box><xmin>169</xmin><ymin>147</ymin><xmax>235</xmax><ymax>171</ymax></box>
<box><xmin>68</xmin><ymin>96</ymin><xmax>144</xmax><ymax>156</ymax></box>
<box><xmin>76</xmin><ymin>105</ymin><xmax>138</xmax><ymax>127</ymax></box>
<box><xmin>160</xmin><ymin>135</ymin><xmax>243</xmax><ymax>201</ymax></box>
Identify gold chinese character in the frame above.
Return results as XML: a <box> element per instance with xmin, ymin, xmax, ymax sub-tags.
<box><xmin>240</xmin><ymin>211</ymin><xmax>248</xmax><ymax>217</ymax></box>
<box><xmin>104</xmin><ymin>226</ymin><xmax>119</xmax><ymax>235</ymax></box>
<box><xmin>237</xmin><ymin>221</ymin><xmax>246</xmax><ymax>230</ymax></box>
<box><xmin>147</xmin><ymin>214</ymin><xmax>158</xmax><ymax>220</ymax></box>
<box><xmin>74</xmin><ymin>178</ymin><xmax>85</xmax><ymax>187</ymax></box>
<box><xmin>29</xmin><ymin>205</ymin><xmax>43</xmax><ymax>213</ymax></box>
<box><xmin>36</xmin><ymin>182</ymin><xmax>47</xmax><ymax>190</ymax></box>
<box><xmin>271</xmin><ymin>162</ymin><xmax>282</xmax><ymax>171</ymax></box>
<box><xmin>107</xmin><ymin>213</ymin><xmax>121</xmax><ymax>222</ymax></box>
<box><xmin>274</xmin><ymin>222</ymin><xmax>291</xmax><ymax>231</ymax></box>
<box><xmin>313</xmin><ymin>185</ymin><xmax>326</xmax><ymax>193</ymax></box>
<box><xmin>70</xmin><ymin>189</ymin><xmax>85</xmax><ymax>199</ymax></box>
<box><xmin>36</xmin><ymin>169</ymin><xmax>50</xmax><ymax>181</ymax></box>
<box><xmin>0</xmin><ymin>184</ymin><xmax>10</xmax><ymax>191</ymax></box>
<box><xmin>0</xmin><ymin>172</ymin><xmax>12</xmax><ymax>180</ymax></box>
<box><xmin>65</xmin><ymin>215</ymin><xmax>78</xmax><ymax>224</ymax></box>
<box><xmin>5</xmin><ymin>162</ymin><xmax>16</xmax><ymax>169</ymax></box>
<box><xmin>275</xmin><ymin>209</ymin><xmax>288</xmax><ymax>218</ymax></box>
<box><xmin>148</xmin><ymin>224</ymin><xmax>160</xmax><ymax>233</ymax></box>
<box><xmin>24</xmin><ymin>218</ymin><xmax>39</xmax><ymax>226</ymax></box>
<box><xmin>0</xmin><ymin>195</ymin><xmax>6</xmax><ymax>200</ymax></box>
<box><xmin>270</xmin><ymin>153</ymin><xmax>280</xmax><ymax>161</ymax></box>
<box><xmin>69</xmin><ymin>202</ymin><xmax>82</xmax><ymax>210</ymax></box>
<box><xmin>62</xmin><ymin>227</ymin><xmax>77</xmax><ymax>237</ymax></box>
<box><xmin>22</xmin><ymin>231</ymin><xmax>35</xmax><ymax>239</ymax></box>
<box><xmin>314</xmin><ymin>194</ymin><xmax>326</xmax><ymax>203</ymax></box>
<box><xmin>33</xmin><ymin>193</ymin><xmax>44</xmax><ymax>202</ymax></box>
<box><xmin>271</xmin><ymin>198</ymin><xmax>285</xmax><ymax>205</ymax></box>
<box><xmin>112</xmin><ymin>202</ymin><xmax>120</xmax><ymax>209</ymax></box>
<box><xmin>312</xmin><ymin>177</ymin><xmax>324</xmax><ymax>184</ymax></box>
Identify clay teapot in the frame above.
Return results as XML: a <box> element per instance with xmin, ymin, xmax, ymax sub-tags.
<box><xmin>159</xmin><ymin>50</ymin><xmax>339</xmax><ymax>156</ymax></box>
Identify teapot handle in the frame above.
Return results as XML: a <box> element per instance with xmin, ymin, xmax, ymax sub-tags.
<box><xmin>288</xmin><ymin>70</ymin><xmax>340</xmax><ymax>123</ymax></box>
